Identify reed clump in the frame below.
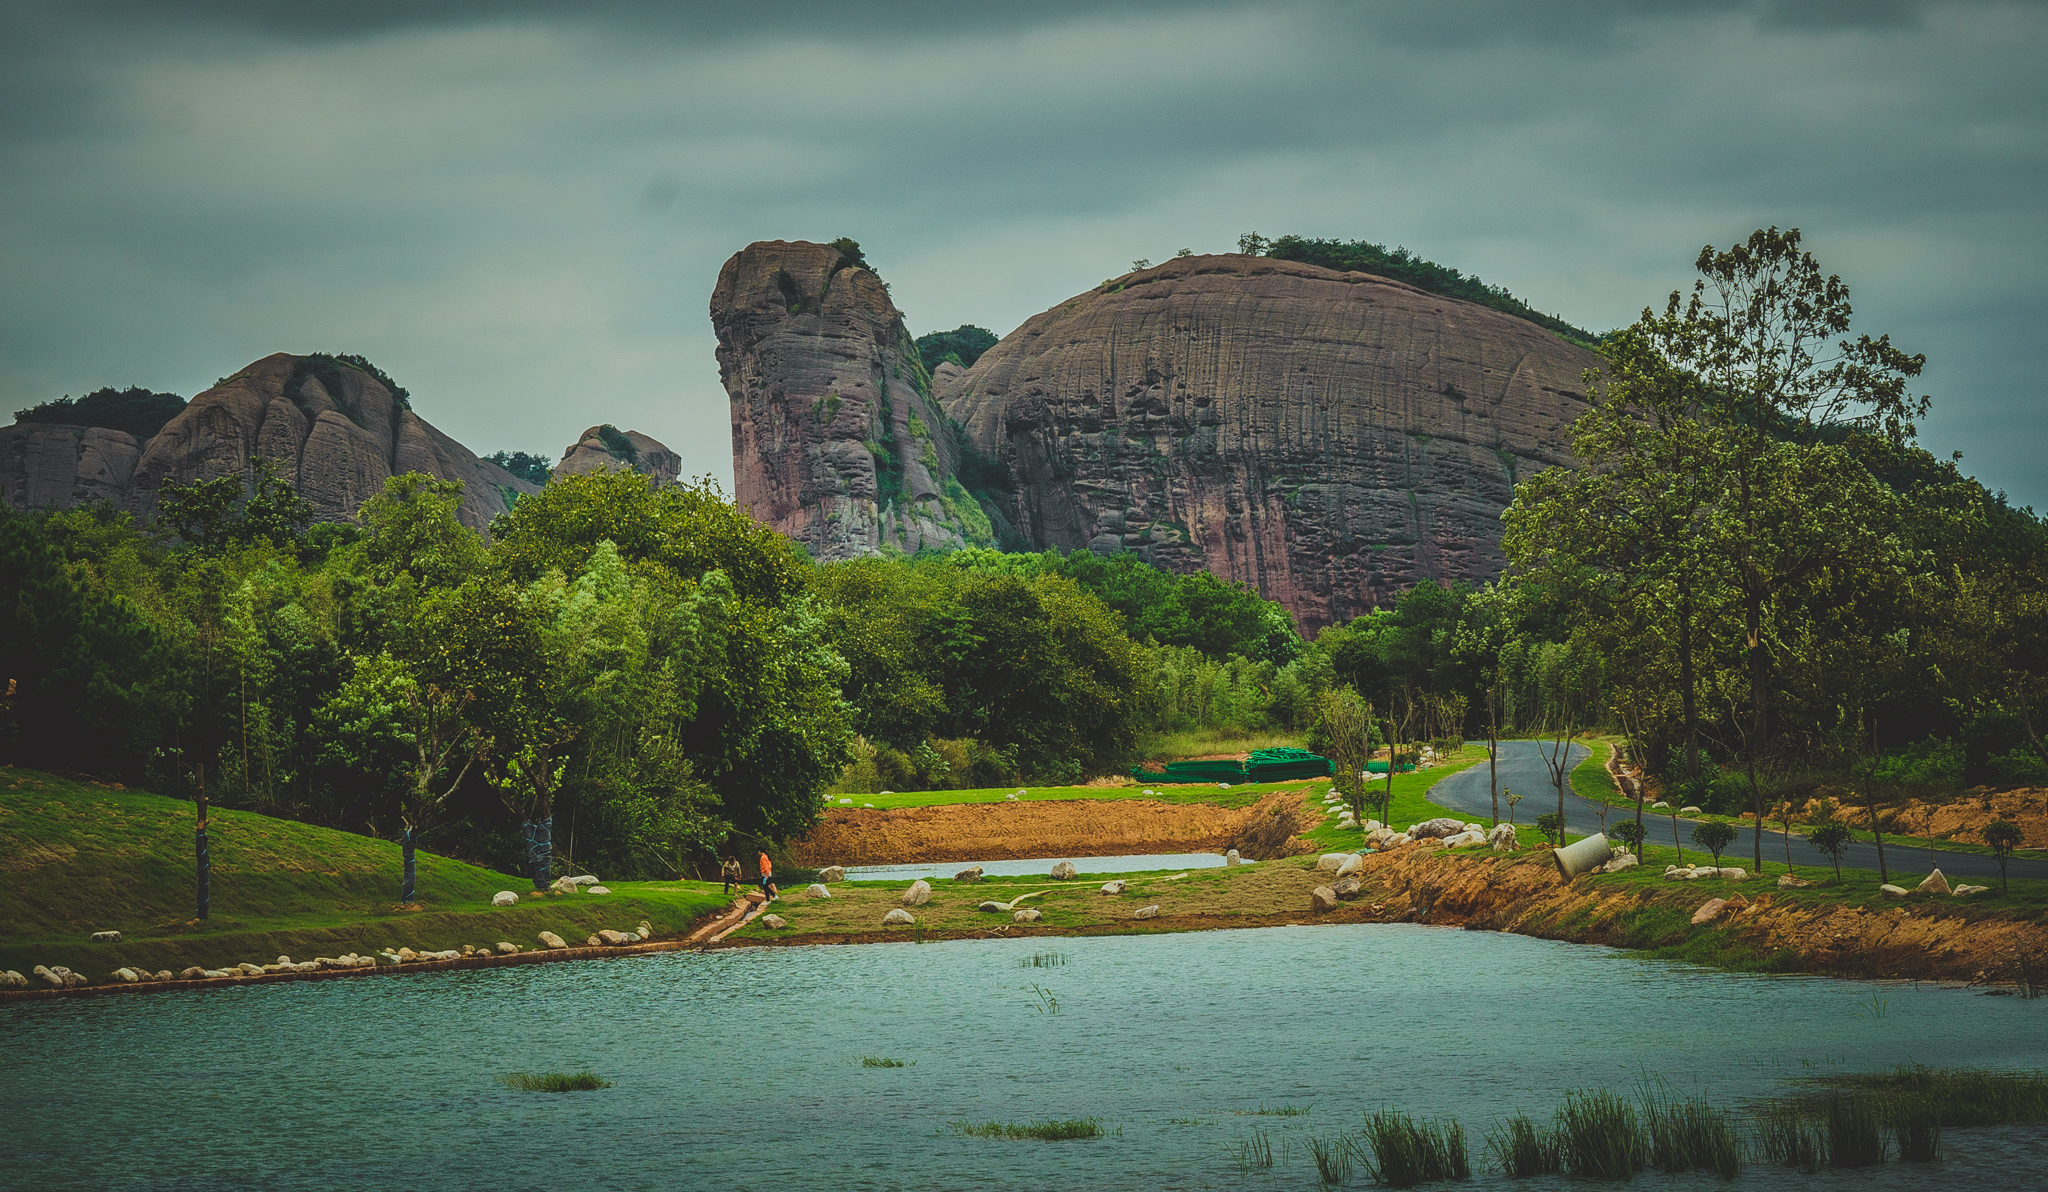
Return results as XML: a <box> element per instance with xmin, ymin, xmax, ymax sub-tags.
<box><xmin>1359</xmin><ymin>1109</ymin><xmax>1469</xmax><ymax>1187</ymax></box>
<box><xmin>1485</xmin><ymin>1112</ymin><xmax>1559</xmax><ymax>1177</ymax></box>
<box><xmin>854</xmin><ymin>1055</ymin><xmax>908</xmax><ymax>1067</ymax></box>
<box><xmin>949</xmin><ymin>1117</ymin><xmax>1107</xmax><ymax>1141</ymax></box>
<box><xmin>1554</xmin><ymin>1089</ymin><xmax>1647</xmax><ymax>1179</ymax></box>
<box><xmin>1232</xmin><ymin>1127</ymin><xmax>1274</xmax><ymax>1171</ymax></box>
<box><xmin>496</xmin><ymin>1071</ymin><xmax>611</xmax><ymax>1092</ymax></box>
<box><xmin>1641</xmin><ymin>1085</ymin><xmax>1742</xmax><ymax>1177</ymax></box>
<box><xmin>1017</xmin><ymin>950</ymin><xmax>1068</xmax><ymax>969</ymax></box>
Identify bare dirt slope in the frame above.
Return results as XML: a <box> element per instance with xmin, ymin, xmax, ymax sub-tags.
<box><xmin>785</xmin><ymin>792</ymin><xmax>1310</xmax><ymax>866</ymax></box>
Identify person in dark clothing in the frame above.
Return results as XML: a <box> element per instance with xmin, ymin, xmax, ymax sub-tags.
<box><xmin>719</xmin><ymin>857</ymin><xmax>743</xmax><ymax>895</ymax></box>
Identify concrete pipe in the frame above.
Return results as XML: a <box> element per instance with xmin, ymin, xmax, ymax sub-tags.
<box><xmin>1553</xmin><ymin>832</ymin><xmax>1612</xmax><ymax>881</ymax></box>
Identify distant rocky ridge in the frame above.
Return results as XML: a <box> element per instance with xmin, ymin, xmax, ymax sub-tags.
<box><xmin>3</xmin><ymin>353</ymin><xmax>543</xmax><ymax>531</ymax></box>
<box><xmin>712</xmin><ymin>240</ymin><xmax>993</xmax><ymax>560</ymax></box>
<box><xmin>936</xmin><ymin>254</ymin><xmax>1600</xmax><ymax>629</ymax></box>
<box><xmin>555</xmin><ymin>424</ymin><xmax>681</xmax><ymax>486</ymax></box>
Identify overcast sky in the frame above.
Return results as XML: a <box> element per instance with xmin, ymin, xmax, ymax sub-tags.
<box><xmin>3</xmin><ymin>0</ymin><xmax>2043</xmax><ymax>505</ymax></box>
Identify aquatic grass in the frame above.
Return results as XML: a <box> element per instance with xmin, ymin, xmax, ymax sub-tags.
<box><xmin>852</xmin><ymin>1055</ymin><xmax>908</xmax><ymax>1067</ymax></box>
<box><xmin>1822</xmin><ymin>1094</ymin><xmax>1886</xmax><ymax>1167</ymax></box>
<box><xmin>1239</xmin><ymin>1103</ymin><xmax>1311</xmax><ymax>1116</ymax></box>
<box><xmin>1485</xmin><ymin>1111</ymin><xmax>1560</xmax><ymax>1177</ymax></box>
<box><xmin>1017</xmin><ymin>950</ymin><xmax>1068</xmax><ymax>968</ymax></box>
<box><xmin>1306</xmin><ymin>1133</ymin><xmax>1356</xmax><ymax>1187</ymax></box>
<box><xmin>1027</xmin><ymin>984</ymin><xmax>1061</xmax><ymax>1014</ymax></box>
<box><xmin>1888</xmin><ymin>1103</ymin><xmax>1942</xmax><ymax>1163</ymax></box>
<box><xmin>1358</xmin><ymin>1109</ymin><xmax>1468</xmax><ymax>1187</ymax></box>
<box><xmin>1553</xmin><ymin>1089</ymin><xmax>1646</xmax><ymax>1179</ymax></box>
<box><xmin>1752</xmin><ymin>1101</ymin><xmax>1826</xmax><ymax>1173</ymax></box>
<box><xmin>1639</xmin><ymin>1083</ymin><xmax>1741</xmax><ymax>1177</ymax></box>
<box><xmin>496</xmin><ymin>1071</ymin><xmax>611</xmax><ymax>1092</ymax></box>
<box><xmin>1233</xmin><ymin>1128</ymin><xmax>1274</xmax><ymax>1171</ymax></box>
<box><xmin>1797</xmin><ymin>1064</ymin><xmax>2048</xmax><ymax>1127</ymax></box>
<box><xmin>948</xmin><ymin>1118</ymin><xmax>1108</xmax><ymax>1141</ymax></box>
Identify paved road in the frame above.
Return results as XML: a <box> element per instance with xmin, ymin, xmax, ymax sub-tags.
<box><xmin>1425</xmin><ymin>740</ymin><xmax>2048</xmax><ymax>883</ymax></box>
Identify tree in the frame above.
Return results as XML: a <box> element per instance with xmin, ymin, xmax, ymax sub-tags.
<box><xmin>1984</xmin><ymin>819</ymin><xmax>2022</xmax><ymax>894</ymax></box>
<box><xmin>1609</xmin><ymin>817</ymin><xmax>1646</xmax><ymax>859</ymax></box>
<box><xmin>1691</xmin><ymin>820</ymin><xmax>1737</xmax><ymax>868</ymax></box>
<box><xmin>1658</xmin><ymin>229</ymin><xmax>1928</xmax><ymax>873</ymax></box>
<box><xmin>914</xmin><ymin>325</ymin><xmax>999</xmax><ymax>373</ymax></box>
<box><xmin>1317</xmin><ymin>686</ymin><xmax>1375</xmax><ymax>823</ymax></box>
<box><xmin>394</xmin><ymin>675</ymin><xmax>486</xmax><ymax>902</ymax></box>
<box><xmin>485</xmin><ymin>451</ymin><xmax>553</xmax><ymax>485</ymax></box>
<box><xmin>1505</xmin><ymin>789</ymin><xmax>1523</xmax><ymax>825</ymax></box>
<box><xmin>1535</xmin><ymin>812</ymin><xmax>1563</xmax><ymax>846</ymax></box>
<box><xmin>1807</xmin><ymin>822</ymin><xmax>1851</xmax><ymax>881</ymax></box>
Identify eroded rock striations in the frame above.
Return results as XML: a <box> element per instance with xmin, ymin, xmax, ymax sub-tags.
<box><xmin>712</xmin><ymin>240</ymin><xmax>992</xmax><ymax>560</ymax></box>
<box><xmin>937</xmin><ymin>254</ymin><xmax>1600</xmax><ymax>629</ymax></box>
<box><xmin>0</xmin><ymin>424</ymin><xmax>146</xmax><ymax>511</ymax></box>
<box><xmin>555</xmin><ymin>424</ymin><xmax>681</xmax><ymax>486</ymax></box>
<box><xmin>121</xmin><ymin>353</ymin><xmax>536</xmax><ymax>530</ymax></box>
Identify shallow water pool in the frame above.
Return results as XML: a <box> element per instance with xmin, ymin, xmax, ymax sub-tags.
<box><xmin>3</xmin><ymin>923</ymin><xmax>2043</xmax><ymax>1190</ymax></box>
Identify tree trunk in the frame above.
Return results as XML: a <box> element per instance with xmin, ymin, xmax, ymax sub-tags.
<box><xmin>1679</xmin><ymin>582</ymin><xmax>1699</xmax><ymax>786</ymax></box>
<box><xmin>1746</xmin><ymin>590</ymin><xmax>1769</xmax><ymax>874</ymax></box>
<box><xmin>1488</xmin><ymin>689</ymin><xmax>1500</xmax><ymax>829</ymax></box>
<box><xmin>1867</xmin><ymin>797</ymin><xmax>1890</xmax><ymax>886</ymax></box>
<box><xmin>195</xmin><ymin>767</ymin><xmax>210</xmax><ymax>921</ymax></box>
<box><xmin>523</xmin><ymin>817</ymin><xmax>554</xmax><ymax>891</ymax></box>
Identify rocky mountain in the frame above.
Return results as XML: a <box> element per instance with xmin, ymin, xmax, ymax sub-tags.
<box><xmin>1</xmin><ymin>423</ymin><xmax>147</xmax><ymax>511</ymax></box>
<box><xmin>934</xmin><ymin>254</ymin><xmax>1602</xmax><ymax>630</ymax></box>
<box><xmin>555</xmin><ymin>424</ymin><xmax>681</xmax><ymax>485</ymax></box>
<box><xmin>711</xmin><ymin>240</ymin><xmax>992</xmax><ymax>560</ymax></box>
<box><xmin>4</xmin><ymin>352</ymin><xmax>539</xmax><ymax>531</ymax></box>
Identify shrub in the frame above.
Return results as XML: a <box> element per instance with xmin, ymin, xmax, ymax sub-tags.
<box><xmin>1691</xmin><ymin>820</ymin><xmax>1737</xmax><ymax>866</ymax></box>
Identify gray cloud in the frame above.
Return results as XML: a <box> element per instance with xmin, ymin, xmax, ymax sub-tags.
<box><xmin>2</xmin><ymin>0</ymin><xmax>2043</xmax><ymax>504</ymax></box>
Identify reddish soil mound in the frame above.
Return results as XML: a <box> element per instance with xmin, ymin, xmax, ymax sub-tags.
<box><xmin>786</xmin><ymin>792</ymin><xmax>1310</xmax><ymax>866</ymax></box>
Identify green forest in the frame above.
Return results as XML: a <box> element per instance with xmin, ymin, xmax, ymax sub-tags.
<box><xmin>6</xmin><ymin>229</ymin><xmax>2046</xmax><ymax>886</ymax></box>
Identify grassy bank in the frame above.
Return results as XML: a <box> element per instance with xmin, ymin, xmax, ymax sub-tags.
<box><xmin>0</xmin><ymin>766</ymin><xmax>726</xmax><ymax>979</ymax></box>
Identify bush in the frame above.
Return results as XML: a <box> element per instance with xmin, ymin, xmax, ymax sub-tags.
<box><xmin>1986</xmin><ymin>746</ymin><xmax>2048</xmax><ymax>787</ymax></box>
<box><xmin>1872</xmin><ymin>738</ymin><xmax>1964</xmax><ymax>791</ymax></box>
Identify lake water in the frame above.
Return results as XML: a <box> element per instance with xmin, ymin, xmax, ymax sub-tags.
<box><xmin>846</xmin><ymin>851</ymin><xmax>1230</xmax><ymax>881</ymax></box>
<box><xmin>3</xmin><ymin>924</ymin><xmax>2044</xmax><ymax>1191</ymax></box>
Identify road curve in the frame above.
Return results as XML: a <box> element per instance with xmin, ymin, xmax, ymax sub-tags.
<box><xmin>1425</xmin><ymin>740</ymin><xmax>2048</xmax><ymax>883</ymax></box>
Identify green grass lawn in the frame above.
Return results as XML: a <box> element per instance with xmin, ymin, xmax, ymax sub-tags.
<box><xmin>0</xmin><ymin>766</ymin><xmax>727</xmax><ymax>980</ymax></box>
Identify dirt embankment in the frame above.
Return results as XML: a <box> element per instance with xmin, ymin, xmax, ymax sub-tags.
<box><xmin>1834</xmin><ymin>789</ymin><xmax>2048</xmax><ymax>850</ymax></box>
<box><xmin>785</xmin><ymin>793</ymin><xmax>1311</xmax><ymax>866</ymax></box>
<box><xmin>1354</xmin><ymin>845</ymin><xmax>2048</xmax><ymax>985</ymax></box>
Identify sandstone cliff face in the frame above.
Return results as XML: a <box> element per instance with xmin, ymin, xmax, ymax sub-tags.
<box><xmin>125</xmin><ymin>353</ymin><xmax>537</xmax><ymax>531</ymax></box>
<box><xmin>712</xmin><ymin>240</ymin><xmax>991</xmax><ymax>560</ymax></box>
<box><xmin>937</xmin><ymin>254</ymin><xmax>1600</xmax><ymax>629</ymax></box>
<box><xmin>555</xmin><ymin>425</ymin><xmax>681</xmax><ymax>486</ymax></box>
<box><xmin>0</xmin><ymin>424</ymin><xmax>145</xmax><ymax>510</ymax></box>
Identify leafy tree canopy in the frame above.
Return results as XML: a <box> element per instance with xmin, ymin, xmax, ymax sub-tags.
<box><xmin>485</xmin><ymin>451</ymin><xmax>553</xmax><ymax>485</ymax></box>
<box><xmin>916</xmin><ymin>325</ymin><xmax>999</xmax><ymax>373</ymax></box>
<box><xmin>1256</xmin><ymin>234</ymin><xmax>1601</xmax><ymax>349</ymax></box>
<box><xmin>13</xmin><ymin>386</ymin><xmax>186</xmax><ymax>441</ymax></box>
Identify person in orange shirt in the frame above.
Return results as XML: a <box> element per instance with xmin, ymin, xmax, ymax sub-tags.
<box><xmin>757</xmin><ymin>849</ymin><xmax>779</xmax><ymax>900</ymax></box>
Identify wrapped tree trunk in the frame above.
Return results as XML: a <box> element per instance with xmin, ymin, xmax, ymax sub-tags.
<box><xmin>523</xmin><ymin>818</ymin><xmax>553</xmax><ymax>891</ymax></box>
<box><xmin>401</xmin><ymin>828</ymin><xmax>417</xmax><ymax>902</ymax></box>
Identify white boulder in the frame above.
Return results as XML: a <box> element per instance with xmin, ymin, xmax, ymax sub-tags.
<box><xmin>1691</xmin><ymin>898</ymin><xmax>1728</xmax><ymax>924</ymax></box>
<box><xmin>818</xmin><ymin>866</ymin><xmax>846</xmax><ymax>882</ymax></box>
<box><xmin>1134</xmin><ymin>905</ymin><xmax>1161</xmax><ymax>920</ymax></box>
<box><xmin>1953</xmin><ymin>884</ymin><xmax>1990</xmax><ymax>896</ymax></box>
<box><xmin>1100</xmin><ymin>880</ymin><xmax>1128</xmax><ymax>895</ymax></box>
<box><xmin>882</xmin><ymin>908</ymin><xmax>915</xmax><ymax>926</ymax></box>
<box><xmin>1915</xmin><ymin>869</ymin><xmax>1951</xmax><ymax>896</ymax></box>
<box><xmin>760</xmin><ymin>914</ymin><xmax>787</xmax><ymax>929</ymax></box>
<box><xmin>496</xmin><ymin>942</ymin><xmax>519</xmax><ymax>954</ymax></box>
<box><xmin>1225</xmin><ymin>849</ymin><xmax>1241</xmax><ymax>866</ymax></box>
<box><xmin>1335</xmin><ymin>854</ymin><xmax>1365</xmax><ymax>878</ymax></box>
<box><xmin>1014</xmin><ymin>908</ymin><xmax>1042</xmax><ymax>923</ymax></box>
<box><xmin>1487</xmin><ymin>823</ymin><xmax>1519</xmax><ymax>851</ymax></box>
<box><xmin>806</xmin><ymin>883</ymin><xmax>831</xmax><ymax>899</ymax></box>
<box><xmin>0</xmin><ymin>970</ymin><xmax>25</xmax><ymax>988</ymax></box>
<box><xmin>491</xmin><ymin>891</ymin><xmax>519</xmax><ymax>907</ymax></box>
<box><xmin>1050</xmin><ymin>860</ymin><xmax>1078</xmax><ymax>880</ymax></box>
<box><xmin>585</xmin><ymin>886</ymin><xmax>611</xmax><ymax>895</ymax></box>
<box><xmin>538</xmin><ymin>931</ymin><xmax>569</xmax><ymax>949</ymax></box>
<box><xmin>902</xmin><ymin>880</ymin><xmax>932</xmax><ymax>906</ymax></box>
<box><xmin>90</xmin><ymin>930</ymin><xmax>121</xmax><ymax>943</ymax></box>
<box><xmin>1879</xmin><ymin>884</ymin><xmax>1909</xmax><ymax>898</ymax></box>
<box><xmin>1310</xmin><ymin>886</ymin><xmax>1340</xmax><ymax>912</ymax></box>
<box><xmin>954</xmin><ymin>866</ymin><xmax>984</xmax><ymax>883</ymax></box>
<box><xmin>1316</xmin><ymin>853</ymin><xmax>1349</xmax><ymax>872</ymax></box>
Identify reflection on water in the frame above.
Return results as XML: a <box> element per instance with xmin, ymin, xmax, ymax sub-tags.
<box><xmin>845</xmin><ymin>852</ymin><xmax>1229</xmax><ymax>881</ymax></box>
<box><xmin>2</xmin><ymin>924</ymin><xmax>2044</xmax><ymax>1191</ymax></box>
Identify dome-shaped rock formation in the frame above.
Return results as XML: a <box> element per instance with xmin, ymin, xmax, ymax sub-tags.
<box><xmin>124</xmin><ymin>353</ymin><xmax>536</xmax><ymax>531</ymax></box>
<box><xmin>555</xmin><ymin>425</ymin><xmax>681</xmax><ymax>486</ymax></box>
<box><xmin>936</xmin><ymin>254</ymin><xmax>1600</xmax><ymax>629</ymax></box>
<box><xmin>712</xmin><ymin>240</ymin><xmax>992</xmax><ymax>560</ymax></box>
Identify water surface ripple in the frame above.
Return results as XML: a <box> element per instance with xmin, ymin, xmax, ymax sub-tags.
<box><xmin>3</xmin><ymin>923</ymin><xmax>2043</xmax><ymax>1190</ymax></box>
